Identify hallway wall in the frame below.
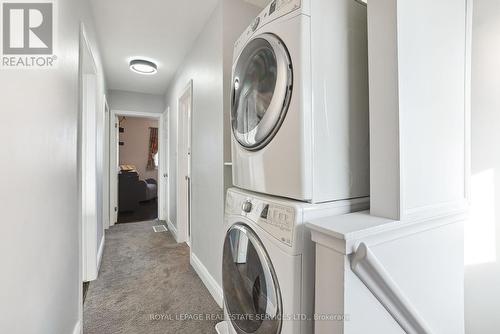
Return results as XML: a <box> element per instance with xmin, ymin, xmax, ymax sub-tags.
<box><xmin>466</xmin><ymin>0</ymin><xmax>500</xmax><ymax>332</ymax></box>
<box><xmin>108</xmin><ymin>89</ymin><xmax>166</xmax><ymax>114</ymax></box>
<box><xmin>0</xmin><ymin>0</ymin><xmax>106</xmax><ymax>333</ymax></box>
<box><xmin>163</xmin><ymin>0</ymin><xmax>260</xmax><ymax>301</ymax></box>
<box><xmin>164</xmin><ymin>1</ymin><xmax>224</xmax><ymax>279</ymax></box>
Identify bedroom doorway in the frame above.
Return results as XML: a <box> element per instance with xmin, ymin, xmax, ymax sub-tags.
<box><xmin>109</xmin><ymin>111</ymin><xmax>167</xmax><ymax>226</ymax></box>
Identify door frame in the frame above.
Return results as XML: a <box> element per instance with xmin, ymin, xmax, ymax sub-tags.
<box><xmin>78</xmin><ymin>23</ymin><xmax>99</xmax><ymax>284</ymax></box>
<box><xmin>176</xmin><ymin>80</ymin><xmax>193</xmax><ymax>245</ymax></box>
<box><xmin>103</xmin><ymin>96</ymin><xmax>110</xmax><ymax>230</ymax></box>
<box><xmin>108</xmin><ymin>109</ymin><xmax>166</xmax><ymax>226</ymax></box>
<box><xmin>162</xmin><ymin>107</ymin><xmax>170</xmax><ymax>223</ymax></box>
<box><xmin>78</xmin><ymin>22</ymin><xmax>101</xmax><ymax>327</ymax></box>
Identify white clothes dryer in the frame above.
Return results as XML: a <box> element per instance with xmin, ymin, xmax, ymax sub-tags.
<box><xmin>230</xmin><ymin>0</ymin><xmax>370</xmax><ymax>203</ymax></box>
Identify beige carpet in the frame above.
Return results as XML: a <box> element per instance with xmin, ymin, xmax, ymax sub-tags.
<box><xmin>84</xmin><ymin>221</ymin><xmax>222</xmax><ymax>334</ymax></box>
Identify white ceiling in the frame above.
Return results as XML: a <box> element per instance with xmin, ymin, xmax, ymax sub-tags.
<box><xmin>89</xmin><ymin>0</ymin><xmax>219</xmax><ymax>95</ymax></box>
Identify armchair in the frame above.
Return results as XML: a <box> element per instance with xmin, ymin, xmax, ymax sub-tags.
<box><xmin>139</xmin><ymin>178</ymin><xmax>158</xmax><ymax>202</ymax></box>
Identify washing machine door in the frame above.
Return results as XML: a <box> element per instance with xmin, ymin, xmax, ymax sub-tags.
<box><xmin>223</xmin><ymin>223</ymin><xmax>282</xmax><ymax>334</ymax></box>
<box><xmin>231</xmin><ymin>33</ymin><xmax>293</xmax><ymax>151</ymax></box>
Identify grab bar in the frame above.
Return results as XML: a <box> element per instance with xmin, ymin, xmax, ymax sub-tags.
<box><xmin>351</xmin><ymin>243</ymin><xmax>433</xmax><ymax>334</ymax></box>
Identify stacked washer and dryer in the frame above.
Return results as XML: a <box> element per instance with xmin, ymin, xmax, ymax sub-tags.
<box><xmin>218</xmin><ymin>0</ymin><xmax>369</xmax><ymax>333</ymax></box>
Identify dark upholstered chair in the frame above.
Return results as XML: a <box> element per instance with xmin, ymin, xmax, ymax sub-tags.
<box><xmin>143</xmin><ymin>178</ymin><xmax>158</xmax><ymax>202</ymax></box>
<box><xmin>118</xmin><ymin>172</ymin><xmax>158</xmax><ymax>213</ymax></box>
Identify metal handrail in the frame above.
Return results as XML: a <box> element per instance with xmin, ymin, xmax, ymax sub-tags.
<box><xmin>351</xmin><ymin>243</ymin><xmax>433</xmax><ymax>334</ymax></box>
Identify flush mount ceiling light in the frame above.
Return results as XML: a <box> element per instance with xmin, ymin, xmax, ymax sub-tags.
<box><xmin>129</xmin><ymin>59</ymin><xmax>158</xmax><ymax>75</ymax></box>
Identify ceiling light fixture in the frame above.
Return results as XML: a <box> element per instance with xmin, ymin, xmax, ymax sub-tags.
<box><xmin>129</xmin><ymin>59</ymin><xmax>158</xmax><ymax>75</ymax></box>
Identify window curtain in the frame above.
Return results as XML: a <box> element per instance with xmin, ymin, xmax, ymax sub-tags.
<box><xmin>147</xmin><ymin>127</ymin><xmax>158</xmax><ymax>170</ymax></box>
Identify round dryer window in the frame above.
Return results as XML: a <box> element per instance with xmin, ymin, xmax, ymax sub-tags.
<box><xmin>223</xmin><ymin>224</ymin><xmax>282</xmax><ymax>334</ymax></box>
<box><xmin>231</xmin><ymin>33</ymin><xmax>293</xmax><ymax>150</ymax></box>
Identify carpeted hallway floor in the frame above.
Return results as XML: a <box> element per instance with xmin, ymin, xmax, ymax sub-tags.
<box><xmin>84</xmin><ymin>220</ymin><xmax>222</xmax><ymax>334</ymax></box>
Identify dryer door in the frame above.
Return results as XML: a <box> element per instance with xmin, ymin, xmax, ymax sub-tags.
<box><xmin>231</xmin><ymin>33</ymin><xmax>293</xmax><ymax>151</ymax></box>
<box><xmin>223</xmin><ymin>223</ymin><xmax>282</xmax><ymax>334</ymax></box>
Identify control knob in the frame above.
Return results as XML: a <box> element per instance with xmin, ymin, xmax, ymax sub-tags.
<box><xmin>242</xmin><ymin>201</ymin><xmax>253</xmax><ymax>213</ymax></box>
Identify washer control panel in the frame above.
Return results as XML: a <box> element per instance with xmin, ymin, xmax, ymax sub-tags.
<box><xmin>226</xmin><ymin>190</ymin><xmax>297</xmax><ymax>247</ymax></box>
<box><xmin>258</xmin><ymin>203</ymin><xmax>296</xmax><ymax>247</ymax></box>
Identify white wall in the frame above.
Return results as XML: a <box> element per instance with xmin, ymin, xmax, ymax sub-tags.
<box><xmin>119</xmin><ymin>117</ymin><xmax>159</xmax><ymax>181</ymax></box>
<box><xmin>165</xmin><ymin>1</ymin><xmax>223</xmax><ymax>282</ymax></box>
<box><xmin>109</xmin><ymin>89</ymin><xmax>165</xmax><ymax>114</ymax></box>
<box><xmin>397</xmin><ymin>0</ymin><xmax>467</xmax><ymax>217</ymax></box>
<box><xmin>164</xmin><ymin>0</ymin><xmax>260</xmax><ymax>292</ymax></box>
<box><xmin>465</xmin><ymin>1</ymin><xmax>500</xmax><ymax>332</ymax></box>
<box><xmin>368</xmin><ymin>0</ymin><xmax>469</xmax><ymax>221</ymax></box>
<box><xmin>0</xmin><ymin>0</ymin><xmax>105</xmax><ymax>333</ymax></box>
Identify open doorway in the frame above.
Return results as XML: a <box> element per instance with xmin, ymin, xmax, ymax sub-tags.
<box><xmin>109</xmin><ymin>110</ymin><xmax>167</xmax><ymax>226</ymax></box>
<box><xmin>116</xmin><ymin>116</ymin><xmax>159</xmax><ymax>223</ymax></box>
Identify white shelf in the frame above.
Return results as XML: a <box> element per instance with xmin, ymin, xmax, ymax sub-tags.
<box><xmin>307</xmin><ymin>209</ymin><xmax>467</xmax><ymax>255</ymax></box>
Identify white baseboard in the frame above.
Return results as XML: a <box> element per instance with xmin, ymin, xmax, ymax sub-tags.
<box><xmin>72</xmin><ymin>320</ymin><xmax>82</xmax><ymax>334</ymax></box>
<box><xmin>166</xmin><ymin>219</ymin><xmax>179</xmax><ymax>242</ymax></box>
<box><xmin>190</xmin><ymin>252</ymin><xmax>223</xmax><ymax>308</ymax></box>
<box><xmin>97</xmin><ymin>235</ymin><xmax>105</xmax><ymax>273</ymax></box>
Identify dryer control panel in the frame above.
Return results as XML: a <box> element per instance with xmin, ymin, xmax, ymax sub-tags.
<box><xmin>233</xmin><ymin>0</ymin><xmax>302</xmax><ymax>60</ymax></box>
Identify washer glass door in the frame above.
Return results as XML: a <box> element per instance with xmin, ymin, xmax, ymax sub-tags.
<box><xmin>223</xmin><ymin>224</ymin><xmax>282</xmax><ymax>334</ymax></box>
<box><xmin>231</xmin><ymin>33</ymin><xmax>292</xmax><ymax>150</ymax></box>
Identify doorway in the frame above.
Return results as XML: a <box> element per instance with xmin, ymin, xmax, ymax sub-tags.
<box><xmin>109</xmin><ymin>110</ymin><xmax>167</xmax><ymax>226</ymax></box>
<box><xmin>116</xmin><ymin>116</ymin><xmax>159</xmax><ymax>223</ymax></box>
<box><xmin>177</xmin><ymin>80</ymin><xmax>193</xmax><ymax>245</ymax></box>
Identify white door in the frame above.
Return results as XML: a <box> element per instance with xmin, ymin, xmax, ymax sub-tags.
<box><xmin>177</xmin><ymin>81</ymin><xmax>193</xmax><ymax>244</ymax></box>
<box><xmin>161</xmin><ymin>108</ymin><xmax>170</xmax><ymax>221</ymax></box>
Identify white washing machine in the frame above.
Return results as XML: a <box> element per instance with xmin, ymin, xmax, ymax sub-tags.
<box><xmin>230</xmin><ymin>0</ymin><xmax>370</xmax><ymax>203</ymax></box>
<box><xmin>217</xmin><ymin>188</ymin><xmax>368</xmax><ymax>334</ymax></box>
